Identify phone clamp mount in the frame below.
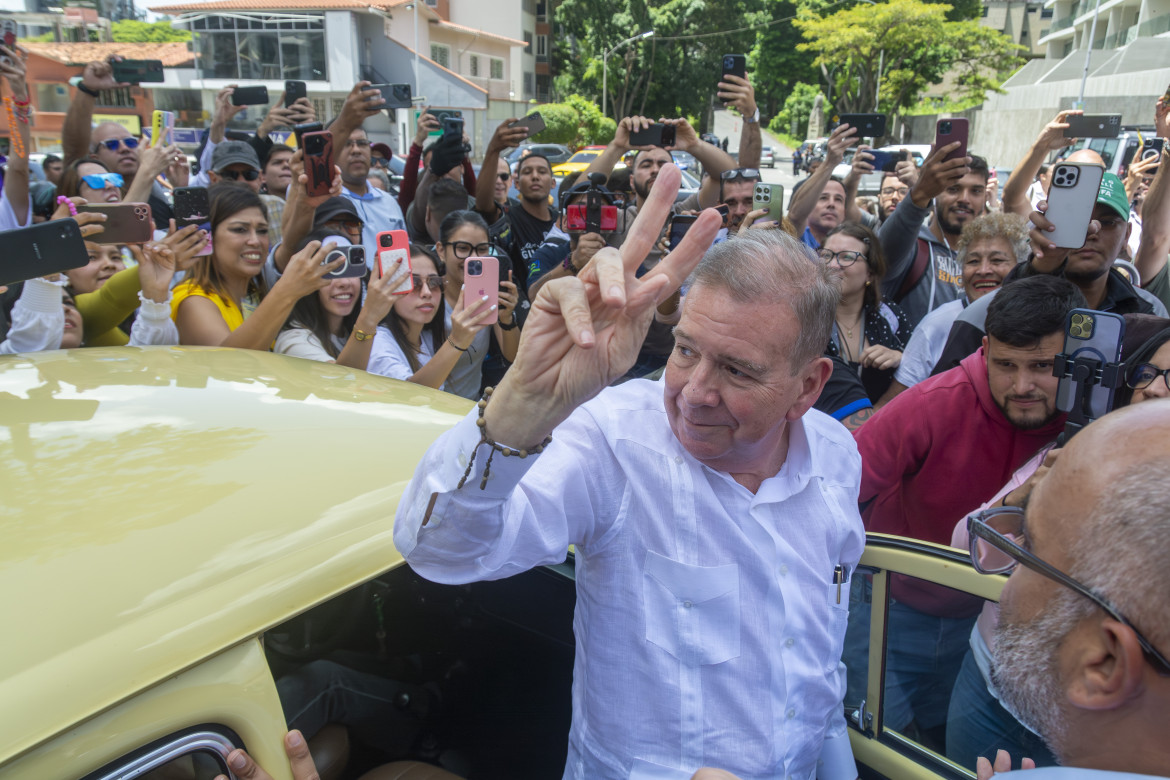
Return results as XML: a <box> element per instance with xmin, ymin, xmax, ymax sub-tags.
<box><xmin>1053</xmin><ymin>350</ymin><xmax>1125</xmax><ymax>444</ymax></box>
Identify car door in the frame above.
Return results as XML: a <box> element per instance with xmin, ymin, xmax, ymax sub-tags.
<box><xmin>846</xmin><ymin>533</ymin><xmax>1010</xmax><ymax>780</ymax></box>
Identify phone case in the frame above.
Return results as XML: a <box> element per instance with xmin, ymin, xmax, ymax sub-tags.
<box><xmin>371</xmin><ymin>83</ymin><xmax>411</xmax><ymax>109</ymax></box>
<box><xmin>1045</xmin><ymin>162</ymin><xmax>1105</xmax><ymax>249</ymax></box>
<box><xmin>464</xmin><ymin>256</ymin><xmax>500</xmax><ymax>323</ymax></box>
<box><xmin>668</xmin><ymin>215</ymin><xmax>697</xmax><ymax>251</ymax></box>
<box><xmin>323</xmin><ymin>245</ymin><xmax>367</xmax><ymax>279</ymax></box>
<box><xmin>868</xmin><ymin>149</ymin><xmax>906</xmax><ymax>173</ymax></box>
<box><xmin>721</xmin><ymin>54</ymin><xmax>746</xmax><ymax>81</ymax></box>
<box><xmin>1056</xmin><ymin>309</ymin><xmax>1125</xmax><ymax>419</ymax></box>
<box><xmin>935</xmin><ymin>118</ymin><xmax>969</xmax><ymax>161</ymax></box>
<box><xmin>1140</xmin><ymin>138</ymin><xmax>1165</xmax><ymax>162</ymax></box>
<box><xmin>752</xmin><ymin>182</ymin><xmax>782</xmax><ymax>216</ymax></box>
<box><xmin>302</xmin><ymin>131</ymin><xmax>334</xmax><ymax>198</ymax></box>
<box><xmin>285</xmin><ymin>80</ymin><xmax>306</xmax><ymax>107</ymax></box>
<box><xmin>512</xmin><ymin>112</ymin><xmax>546</xmax><ymax>139</ymax></box>
<box><xmin>111</xmin><ymin>59</ymin><xmax>164</xmax><ymax>83</ymax></box>
<box><xmin>838</xmin><ymin>113</ymin><xmax>887</xmax><ymax>138</ymax></box>
<box><xmin>376</xmin><ymin>230</ymin><xmax>412</xmax><ymax>292</ymax></box>
<box><xmin>231</xmin><ymin>86</ymin><xmax>269</xmax><ymax>106</ymax></box>
<box><xmin>173</xmin><ymin>187</ymin><xmax>210</xmax><ymax>229</ymax></box>
<box><xmin>77</xmin><ymin>203</ymin><xmax>154</xmax><ymax>244</ymax></box>
<box><xmin>418</xmin><ymin>109</ymin><xmax>462</xmax><ymax>137</ymax></box>
<box><xmin>1064</xmin><ymin>114</ymin><xmax>1121</xmax><ymax>138</ymax></box>
<box><xmin>293</xmin><ymin>122</ymin><xmax>323</xmax><ymax>148</ymax></box>
<box><xmin>0</xmin><ymin>220</ymin><xmax>87</xmax><ymax>287</ymax></box>
<box><xmin>151</xmin><ymin>110</ymin><xmax>174</xmax><ymax>147</ymax></box>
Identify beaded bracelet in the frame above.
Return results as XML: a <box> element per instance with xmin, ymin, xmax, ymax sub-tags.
<box><xmin>457</xmin><ymin>386</ymin><xmax>553</xmax><ymax>490</ymax></box>
<box><xmin>3</xmin><ymin>97</ymin><xmax>26</xmax><ymax>158</ymax></box>
<box><xmin>56</xmin><ymin>196</ymin><xmax>78</xmax><ymax>216</ymax></box>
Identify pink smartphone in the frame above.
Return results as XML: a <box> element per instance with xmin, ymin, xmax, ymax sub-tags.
<box><xmin>464</xmin><ymin>255</ymin><xmax>499</xmax><ymax>323</ymax></box>
<box><xmin>376</xmin><ymin>229</ymin><xmax>412</xmax><ymax>293</ymax></box>
<box><xmin>935</xmin><ymin>117</ymin><xmax>969</xmax><ymax>161</ymax></box>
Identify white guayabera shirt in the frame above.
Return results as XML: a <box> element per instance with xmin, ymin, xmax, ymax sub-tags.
<box><xmin>395</xmin><ymin>378</ymin><xmax>865</xmax><ymax>780</ymax></box>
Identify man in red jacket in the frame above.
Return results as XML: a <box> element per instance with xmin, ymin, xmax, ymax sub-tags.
<box><xmin>846</xmin><ymin>274</ymin><xmax>1086</xmax><ymax>745</ymax></box>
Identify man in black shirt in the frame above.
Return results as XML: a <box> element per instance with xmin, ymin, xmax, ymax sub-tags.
<box><xmin>475</xmin><ymin>121</ymin><xmax>556</xmax><ymax>293</ymax></box>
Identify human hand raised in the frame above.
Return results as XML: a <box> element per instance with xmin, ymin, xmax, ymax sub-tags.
<box><xmin>162</xmin><ymin>220</ymin><xmax>210</xmax><ymax>271</ymax></box>
<box><xmin>289</xmin><ymin>148</ymin><xmax>342</xmax><ymax>207</ymax></box>
<box><xmin>212</xmin><ymin>85</ymin><xmax>248</xmax><ymax>125</ymax></box>
<box><xmin>487</xmin><ymin>118</ymin><xmax>529</xmax><ymax>156</ymax></box>
<box><xmin>484</xmin><ymin>163</ymin><xmax>721</xmax><ymax>446</ymax></box>
<box><xmin>0</xmin><ymin>44</ymin><xmax>29</xmax><ymax>99</ymax></box>
<box><xmin>1028</xmin><ymin>198</ymin><xmax>1096</xmax><ymax>268</ymax></box>
<box><xmin>616</xmin><ymin>115</ymin><xmax>656</xmax><ymax>152</ymax></box>
<box><xmin>130</xmin><ymin>242</ymin><xmax>177</xmax><ymax>303</ymax></box>
<box><xmin>1035</xmin><ymin>109</ymin><xmax>1082</xmax><ymax>151</ymax></box>
<box><xmin>449</xmin><ymin>285</ymin><xmax>498</xmax><ymax>348</ymax></box>
<box><xmin>911</xmin><ymin>141</ymin><xmax>971</xmax><ymax>207</ymax></box>
<box><xmin>570</xmin><ymin>232</ymin><xmax>607</xmax><ymax>272</ymax></box>
<box><xmin>716</xmin><ymin>74</ymin><xmax>756</xmax><ymax>119</ymax></box>
<box><xmin>664</xmin><ymin>117</ymin><xmax>700</xmax><ymax>153</ymax></box>
<box><xmin>851</xmin><ymin>144</ymin><xmax>875</xmax><ymax>178</ymax></box>
<box><xmin>414</xmin><ymin>106</ymin><xmax>440</xmax><ymax>146</ymax></box>
<box><xmin>80</xmin><ymin>57</ymin><xmax>128</xmax><ymax>93</ymax></box>
<box><xmin>52</xmin><ymin>198</ymin><xmax>107</xmax><ymax>239</ymax></box>
<box><xmin>356</xmin><ymin>254</ymin><xmax>411</xmax><ymax>331</ymax></box>
<box><xmin>824</xmin><ymin>122</ymin><xmax>858</xmax><ymax>167</ymax></box>
<box><xmin>277</xmin><ymin>240</ymin><xmax>345</xmax><ymax>298</ymax></box>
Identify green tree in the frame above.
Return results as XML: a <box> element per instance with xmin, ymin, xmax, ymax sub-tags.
<box><xmin>531</xmin><ymin>103</ymin><xmax>581</xmax><ymax>145</ymax></box>
<box><xmin>767</xmin><ymin>81</ymin><xmax>822</xmax><ymax>139</ymax></box>
<box><xmin>111</xmin><ymin>20</ymin><xmax>191</xmax><ymax>43</ymax></box>
<box><xmin>563</xmin><ymin>94</ymin><xmax>617</xmax><ymax>146</ymax></box>
<box><xmin>794</xmin><ymin>0</ymin><xmax>1022</xmax><ymax>127</ymax></box>
<box><xmin>749</xmin><ymin>0</ymin><xmax>818</xmax><ymax>121</ymax></box>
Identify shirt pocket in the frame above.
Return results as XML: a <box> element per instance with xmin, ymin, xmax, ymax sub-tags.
<box><xmin>643</xmin><ymin>550</ymin><xmax>741</xmax><ymax>666</ymax></box>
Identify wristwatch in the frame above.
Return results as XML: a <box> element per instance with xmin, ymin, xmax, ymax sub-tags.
<box><xmin>743</xmin><ymin>107</ymin><xmax>760</xmax><ymax>124</ymax></box>
<box><xmin>353</xmin><ymin>328</ymin><xmax>374</xmax><ymax>342</ymax></box>
<box><xmin>498</xmin><ymin>314</ymin><xmax>518</xmax><ymax>331</ymax></box>
<box><xmin>69</xmin><ymin>76</ymin><xmax>101</xmax><ymax>99</ymax></box>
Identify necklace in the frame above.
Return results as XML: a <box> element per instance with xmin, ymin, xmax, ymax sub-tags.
<box><xmin>836</xmin><ymin>311</ymin><xmax>865</xmax><ymax>363</ymax></box>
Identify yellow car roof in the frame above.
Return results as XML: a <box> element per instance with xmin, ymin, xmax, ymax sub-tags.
<box><xmin>0</xmin><ymin>347</ymin><xmax>472</xmax><ymax>766</ymax></box>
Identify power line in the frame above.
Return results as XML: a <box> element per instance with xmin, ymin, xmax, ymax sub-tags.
<box><xmin>648</xmin><ymin>0</ymin><xmax>859</xmax><ymax>41</ymax></box>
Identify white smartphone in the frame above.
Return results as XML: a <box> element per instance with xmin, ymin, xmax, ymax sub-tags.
<box><xmin>1045</xmin><ymin>162</ymin><xmax>1105</xmax><ymax>249</ymax></box>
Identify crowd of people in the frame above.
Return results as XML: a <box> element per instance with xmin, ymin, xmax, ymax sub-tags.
<box><xmin>3</xmin><ymin>38</ymin><xmax>1170</xmax><ymax>780</ymax></box>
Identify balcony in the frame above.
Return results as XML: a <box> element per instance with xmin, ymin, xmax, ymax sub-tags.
<box><xmin>1050</xmin><ymin>14</ymin><xmax>1073</xmax><ymax>30</ymax></box>
<box><xmin>1137</xmin><ymin>11</ymin><xmax>1170</xmax><ymax>36</ymax></box>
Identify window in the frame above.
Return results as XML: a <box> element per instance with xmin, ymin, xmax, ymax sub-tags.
<box><xmin>536</xmin><ymin>0</ymin><xmax>547</xmax><ymax>21</ymax></box>
<box><xmin>490</xmin><ymin>57</ymin><xmax>504</xmax><ymax>79</ymax></box>
<box><xmin>524</xmin><ymin>31</ymin><xmax>532</xmax><ymax>53</ymax></box>
<box><xmin>97</xmin><ymin>87</ymin><xmax>136</xmax><ymax>108</ymax></box>
<box><xmin>194</xmin><ymin>13</ymin><xmax>326</xmax><ymax>80</ymax></box>
<box><xmin>36</xmin><ymin>82</ymin><xmax>71</xmax><ymax>113</ymax></box>
<box><xmin>312</xmin><ymin>97</ymin><xmax>328</xmax><ymax>122</ymax></box>
<box><xmin>1042</xmin><ymin>7</ymin><xmax>1054</xmax><ymax>17</ymax></box>
<box><xmin>469</xmin><ymin>54</ymin><xmax>480</xmax><ymax>77</ymax></box>
<box><xmin>431</xmin><ymin>43</ymin><xmax>450</xmax><ymax>68</ymax></box>
<box><xmin>536</xmin><ymin>34</ymin><xmax>547</xmax><ymax>57</ymax></box>
<box><xmin>523</xmin><ymin>71</ymin><xmax>534</xmax><ymax>97</ymax></box>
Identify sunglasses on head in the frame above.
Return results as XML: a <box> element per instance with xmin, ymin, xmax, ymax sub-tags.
<box><xmin>81</xmin><ymin>173</ymin><xmax>124</xmax><ymax>190</ymax></box>
<box><xmin>97</xmin><ymin>137</ymin><xmax>139</xmax><ymax>152</ymax></box>
<box><xmin>411</xmin><ymin>273</ymin><xmax>445</xmax><ymax>291</ymax></box>
<box><xmin>219</xmin><ymin>169</ymin><xmax>261</xmax><ymax>181</ymax></box>
<box><xmin>720</xmin><ymin>168</ymin><xmax>761</xmax><ymax>182</ymax></box>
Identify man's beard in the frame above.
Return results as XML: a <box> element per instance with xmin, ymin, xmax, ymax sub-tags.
<box><xmin>633</xmin><ymin>176</ymin><xmax>652</xmax><ymax>201</ymax></box>
<box><xmin>994</xmin><ymin>393</ymin><xmax>1059</xmax><ymax>431</ymax></box>
<box><xmin>991</xmin><ymin>588</ymin><xmax>1091</xmax><ymax>758</ymax></box>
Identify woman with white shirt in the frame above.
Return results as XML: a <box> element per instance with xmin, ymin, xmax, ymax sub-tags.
<box><xmin>274</xmin><ymin>231</ymin><xmax>410</xmax><ymax>369</ymax></box>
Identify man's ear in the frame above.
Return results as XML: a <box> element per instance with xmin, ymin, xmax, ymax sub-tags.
<box><xmin>981</xmin><ymin>334</ymin><xmax>990</xmax><ymax>355</ymax></box>
<box><xmin>786</xmin><ymin>356</ymin><xmax>834</xmax><ymax>422</ymax></box>
<box><xmin>1066</xmin><ymin>617</ymin><xmax>1148</xmax><ymax>712</ymax></box>
<box><xmin>208</xmin><ymin>171</ymin><xmax>221</xmax><ymax>185</ymax></box>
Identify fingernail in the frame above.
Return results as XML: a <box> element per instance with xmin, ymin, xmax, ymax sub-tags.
<box><xmin>490</xmin><ymin>304</ymin><xmax>498</xmax><ymax>311</ymax></box>
<box><xmin>580</xmin><ymin>330</ymin><xmax>595</xmax><ymax>346</ymax></box>
<box><xmin>609</xmin><ymin>285</ymin><xmax>622</xmax><ymax>299</ymax></box>
<box><xmin>229</xmin><ymin>752</ymin><xmax>246</xmax><ymax>769</ymax></box>
<box><xmin>482</xmin><ymin>295</ymin><xmax>489</xmax><ymax>301</ymax></box>
<box><xmin>287</xmin><ymin>730</ymin><xmax>305</xmax><ymax>747</ymax></box>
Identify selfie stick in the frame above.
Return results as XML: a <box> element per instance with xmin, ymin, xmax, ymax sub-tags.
<box><xmin>1053</xmin><ymin>350</ymin><xmax>1124</xmax><ymax>444</ymax></box>
<box><xmin>586</xmin><ymin>172</ymin><xmax>607</xmax><ymax>234</ymax></box>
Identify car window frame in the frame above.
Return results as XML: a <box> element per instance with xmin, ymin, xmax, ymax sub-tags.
<box><xmin>80</xmin><ymin>725</ymin><xmax>242</xmax><ymax>780</ymax></box>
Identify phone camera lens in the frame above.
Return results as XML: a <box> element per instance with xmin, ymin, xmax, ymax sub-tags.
<box><xmin>940</xmin><ymin>122</ymin><xmax>951</xmax><ymax>133</ymax></box>
<box><xmin>468</xmin><ymin>260</ymin><xmax>482</xmax><ymax>276</ymax></box>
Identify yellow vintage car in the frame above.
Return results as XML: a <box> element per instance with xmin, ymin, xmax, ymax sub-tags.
<box><xmin>0</xmin><ymin>346</ymin><xmax>1003</xmax><ymax>780</ymax></box>
<box><xmin>551</xmin><ymin>148</ymin><xmax>608</xmax><ymax>177</ymax></box>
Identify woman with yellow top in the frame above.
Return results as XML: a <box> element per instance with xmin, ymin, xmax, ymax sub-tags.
<box><xmin>172</xmin><ymin>186</ymin><xmax>346</xmax><ymax>349</ymax></box>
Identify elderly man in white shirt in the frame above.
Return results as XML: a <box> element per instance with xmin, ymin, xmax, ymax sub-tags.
<box><xmin>396</xmin><ymin>164</ymin><xmax>865</xmax><ymax>780</ymax></box>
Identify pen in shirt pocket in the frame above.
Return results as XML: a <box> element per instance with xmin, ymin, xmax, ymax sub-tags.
<box><xmin>833</xmin><ymin>564</ymin><xmax>852</xmax><ymax>604</ymax></box>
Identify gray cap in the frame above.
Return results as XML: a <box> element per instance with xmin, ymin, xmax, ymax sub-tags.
<box><xmin>211</xmin><ymin>140</ymin><xmax>261</xmax><ymax>172</ymax></box>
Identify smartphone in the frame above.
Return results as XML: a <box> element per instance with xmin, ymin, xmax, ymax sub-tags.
<box><xmin>150</xmin><ymin>110</ymin><xmax>175</xmax><ymax>147</ymax></box>
<box><xmin>868</xmin><ymin>149</ymin><xmax>908</xmax><ymax>173</ymax></box>
<box><xmin>668</xmin><ymin>214</ymin><xmax>697</xmax><ymax>252</ymax></box>
<box><xmin>1056</xmin><ymin>309</ymin><xmax>1125</xmax><ymax>423</ymax></box>
<box><xmin>935</xmin><ymin>117</ymin><xmax>969</xmax><ymax>161</ymax></box>
<box><xmin>464</xmin><ymin>256</ymin><xmax>500</xmax><ymax>324</ymax></box>
<box><xmin>322</xmin><ymin>244</ymin><xmax>367</xmax><ymax>279</ymax></box>
<box><xmin>77</xmin><ymin>203</ymin><xmax>154</xmax><ymax>244</ymax></box>
<box><xmin>369</xmin><ymin>83</ymin><xmax>412</xmax><ymax>110</ymax></box>
<box><xmin>721</xmin><ymin>53</ymin><xmax>746</xmax><ymax>82</ymax></box>
<box><xmin>376</xmin><ymin>230</ymin><xmax>412</xmax><ymax>293</ymax></box>
<box><xmin>1063</xmin><ymin>114</ymin><xmax>1121</xmax><ymax>138</ymax></box>
<box><xmin>230</xmin><ymin>85</ymin><xmax>270</xmax><ymax>106</ymax></box>
<box><xmin>1</xmin><ymin>18</ymin><xmax>18</xmax><ymax>67</ymax></box>
<box><xmin>564</xmin><ymin>202</ymin><xmax>619</xmax><ymax>234</ymax></box>
<box><xmin>302</xmin><ymin>131</ymin><xmax>334</xmax><ymax>198</ymax></box>
<box><xmin>442</xmin><ymin>116</ymin><xmax>465</xmax><ymax>144</ymax></box>
<box><xmin>110</xmin><ymin>59</ymin><xmax>164</xmax><ymax>84</ymax></box>
<box><xmin>416</xmin><ymin>109</ymin><xmax>463</xmax><ymax>137</ymax></box>
<box><xmin>752</xmin><ymin>182</ymin><xmax>783</xmax><ymax>217</ymax></box>
<box><xmin>1045</xmin><ymin>162</ymin><xmax>1105</xmax><ymax>249</ymax></box>
<box><xmin>0</xmin><ymin>219</ymin><xmax>87</xmax><ymax>287</ymax></box>
<box><xmin>293</xmin><ymin>121</ymin><xmax>323</xmax><ymax>148</ymax></box>
<box><xmin>284</xmin><ymin>80</ymin><xmax>307</xmax><ymax>107</ymax></box>
<box><xmin>629</xmin><ymin>123</ymin><xmax>676</xmax><ymax>148</ymax></box>
<box><xmin>1140</xmin><ymin>138</ymin><xmax>1165</xmax><ymax>169</ymax></box>
<box><xmin>836</xmin><ymin>113</ymin><xmax>887</xmax><ymax>138</ymax></box>
<box><xmin>511</xmin><ymin>112</ymin><xmax>546</xmax><ymax>140</ymax></box>
<box><xmin>714</xmin><ymin>203</ymin><xmax>730</xmax><ymax>227</ymax></box>
<box><xmin>173</xmin><ymin>186</ymin><xmax>210</xmax><ymax>229</ymax></box>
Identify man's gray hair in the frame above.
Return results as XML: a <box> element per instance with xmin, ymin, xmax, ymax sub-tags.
<box><xmin>688</xmin><ymin>229</ymin><xmax>839</xmax><ymax>372</ymax></box>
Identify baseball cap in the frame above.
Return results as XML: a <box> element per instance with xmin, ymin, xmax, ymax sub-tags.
<box><xmin>313</xmin><ymin>196</ymin><xmax>361</xmax><ymax>227</ymax></box>
<box><xmin>1096</xmin><ymin>172</ymin><xmax>1129</xmax><ymax>219</ymax></box>
<box><xmin>371</xmin><ymin>142</ymin><xmax>393</xmax><ymax>159</ymax></box>
<box><xmin>211</xmin><ymin>140</ymin><xmax>261</xmax><ymax>172</ymax></box>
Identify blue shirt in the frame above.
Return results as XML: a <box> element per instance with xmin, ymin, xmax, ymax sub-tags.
<box><xmin>342</xmin><ymin>184</ymin><xmax>407</xmax><ymax>270</ymax></box>
<box><xmin>801</xmin><ymin>225</ymin><xmax>820</xmax><ymax>250</ymax></box>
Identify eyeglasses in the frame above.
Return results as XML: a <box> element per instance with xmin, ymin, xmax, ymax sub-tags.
<box><xmin>449</xmin><ymin>241</ymin><xmax>493</xmax><ymax>260</ymax></box>
<box><xmin>817</xmin><ymin>248</ymin><xmax>865</xmax><ymax>267</ymax></box>
<box><xmin>497</xmin><ymin>173</ymin><xmax>511</xmax><ymax>182</ymax></box>
<box><xmin>96</xmin><ymin>137</ymin><xmax>139</xmax><ymax>152</ymax></box>
<box><xmin>81</xmin><ymin>172</ymin><xmax>124</xmax><ymax>190</ymax></box>
<box><xmin>967</xmin><ymin>506</ymin><xmax>1170</xmax><ymax>676</ymax></box>
<box><xmin>1126</xmin><ymin>363</ymin><xmax>1170</xmax><ymax>392</ymax></box>
<box><xmin>720</xmin><ymin>168</ymin><xmax>761</xmax><ymax>182</ymax></box>
<box><xmin>411</xmin><ymin>273</ymin><xmax>444</xmax><ymax>291</ymax></box>
<box><xmin>880</xmin><ymin>187</ymin><xmax>909</xmax><ymax>197</ymax></box>
<box><xmin>218</xmin><ymin>169</ymin><xmax>261</xmax><ymax>181</ymax></box>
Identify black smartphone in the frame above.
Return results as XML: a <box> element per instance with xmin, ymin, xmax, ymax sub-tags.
<box><xmin>1140</xmin><ymin>138</ymin><xmax>1165</xmax><ymax>168</ymax></box>
<box><xmin>721</xmin><ymin>53</ymin><xmax>746</xmax><ymax>82</ymax></box>
<box><xmin>511</xmin><ymin>112</ymin><xmax>546</xmax><ymax>139</ymax></box>
<box><xmin>668</xmin><ymin>214</ymin><xmax>697</xmax><ymax>251</ymax></box>
<box><xmin>173</xmin><ymin>186</ymin><xmax>210</xmax><ymax>229</ymax></box>
<box><xmin>836</xmin><ymin>113</ymin><xmax>887</xmax><ymax>138</ymax></box>
<box><xmin>322</xmin><ymin>244</ymin><xmax>367</xmax><ymax>279</ymax></box>
<box><xmin>431</xmin><ymin>109</ymin><xmax>463</xmax><ymax>125</ymax></box>
<box><xmin>369</xmin><ymin>83</ymin><xmax>412</xmax><ymax>110</ymax></box>
<box><xmin>629</xmin><ymin>123</ymin><xmax>676</xmax><ymax>148</ymax></box>
<box><xmin>868</xmin><ymin>149</ymin><xmax>907</xmax><ymax>173</ymax></box>
<box><xmin>284</xmin><ymin>80</ymin><xmax>306</xmax><ymax>107</ymax></box>
<box><xmin>110</xmin><ymin>59</ymin><xmax>165</xmax><ymax>84</ymax></box>
<box><xmin>0</xmin><ymin>220</ymin><xmax>87</xmax><ymax>286</ymax></box>
<box><xmin>302</xmin><ymin>131</ymin><xmax>334</xmax><ymax>198</ymax></box>
<box><xmin>293</xmin><ymin>121</ymin><xmax>323</xmax><ymax>148</ymax></box>
<box><xmin>231</xmin><ymin>85</ymin><xmax>270</xmax><ymax>106</ymax></box>
<box><xmin>442</xmin><ymin>116</ymin><xmax>465</xmax><ymax>144</ymax></box>
<box><xmin>714</xmin><ymin>203</ymin><xmax>730</xmax><ymax>227</ymax></box>
<box><xmin>1063</xmin><ymin>114</ymin><xmax>1121</xmax><ymax>138</ymax></box>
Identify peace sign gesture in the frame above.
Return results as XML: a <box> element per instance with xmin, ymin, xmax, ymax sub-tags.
<box><xmin>484</xmin><ymin>163</ymin><xmax>721</xmax><ymax>447</ymax></box>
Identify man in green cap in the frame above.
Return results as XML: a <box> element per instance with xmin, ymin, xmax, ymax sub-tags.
<box><xmin>928</xmin><ymin>171</ymin><xmax>1167</xmax><ymax>376</ymax></box>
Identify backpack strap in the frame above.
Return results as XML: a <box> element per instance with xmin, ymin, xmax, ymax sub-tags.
<box><xmin>896</xmin><ymin>237</ymin><xmax>931</xmax><ymax>303</ymax></box>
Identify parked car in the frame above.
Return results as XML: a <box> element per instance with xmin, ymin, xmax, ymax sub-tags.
<box><xmin>1060</xmin><ymin>126</ymin><xmax>1156</xmax><ymax>180</ymax></box>
<box><xmin>503</xmin><ymin>143</ymin><xmax>574</xmax><ymax>168</ymax></box>
<box><xmin>760</xmin><ymin>146</ymin><xmax>775</xmax><ymax>168</ymax></box>
<box><xmin>552</xmin><ymin>149</ymin><xmax>604</xmax><ymax>177</ymax></box>
<box><xmin>1</xmin><ymin>346</ymin><xmax>1007</xmax><ymax>780</ymax></box>
<box><xmin>671</xmin><ymin>151</ymin><xmax>698</xmax><ymax>174</ymax></box>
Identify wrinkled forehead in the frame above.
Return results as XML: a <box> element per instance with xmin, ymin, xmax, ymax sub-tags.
<box><xmin>92</xmin><ymin>123</ymin><xmax>133</xmax><ymax>142</ymax></box>
<box><xmin>633</xmin><ymin>148</ymin><xmax>672</xmax><ymax>168</ymax></box>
